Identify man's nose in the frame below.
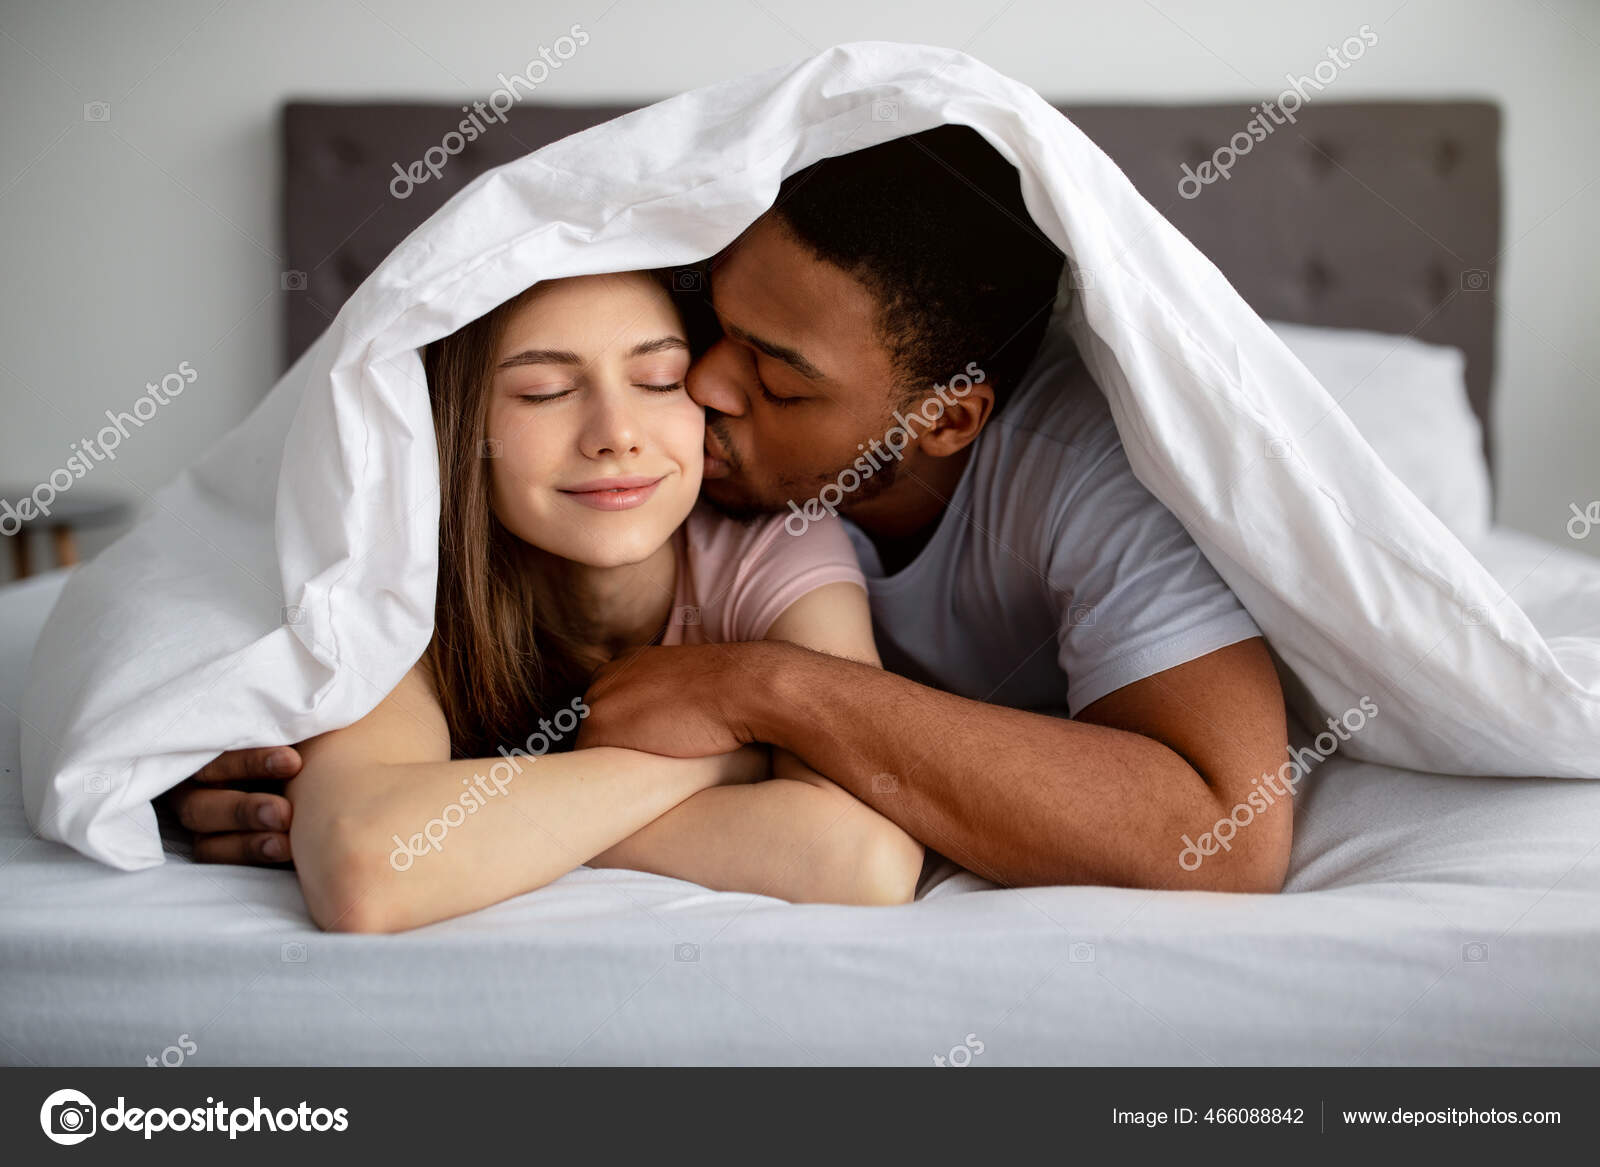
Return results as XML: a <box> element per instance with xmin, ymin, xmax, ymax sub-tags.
<box><xmin>686</xmin><ymin>339</ymin><xmax>750</xmax><ymax>417</ymax></box>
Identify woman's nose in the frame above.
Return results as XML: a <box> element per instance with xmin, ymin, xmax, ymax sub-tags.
<box><xmin>580</xmin><ymin>388</ymin><xmax>642</xmax><ymax>459</ymax></box>
<box><xmin>686</xmin><ymin>340</ymin><xmax>751</xmax><ymax>417</ymax></box>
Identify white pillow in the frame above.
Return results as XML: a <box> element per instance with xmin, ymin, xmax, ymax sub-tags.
<box><xmin>1267</xmin><ymin>320</ymin><xmax>1491</xmax><ymax>538</ymax></box>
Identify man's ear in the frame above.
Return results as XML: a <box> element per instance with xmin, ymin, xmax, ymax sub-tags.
<box><xmin>917</xmin><ymin>380</ymin><xmax>995</xmax><ymax>458</ymax></box>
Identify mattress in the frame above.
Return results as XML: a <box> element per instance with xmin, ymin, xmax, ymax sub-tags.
<box><xmin>3</xmin><ymin>528</ymin><xmax>1599</xmax><ymax>1066</ymax></box>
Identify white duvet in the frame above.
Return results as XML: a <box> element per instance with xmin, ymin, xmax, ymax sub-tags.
<box><xmin>20</xmin><ymin>41</ymin><xmax>1600</xmax><ymax>872</ymax></box>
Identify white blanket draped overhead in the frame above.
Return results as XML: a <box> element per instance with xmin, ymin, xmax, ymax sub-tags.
<box><xmin>21</xmin><ymin>41</ymin><xmax>1600</xmax><ymax>871</ymax></box>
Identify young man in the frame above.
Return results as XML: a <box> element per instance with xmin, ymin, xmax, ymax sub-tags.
<box><xmin>169</xmin><ymin>126</ymin><xmax>1291</xmax><ymax>893</ymax></box>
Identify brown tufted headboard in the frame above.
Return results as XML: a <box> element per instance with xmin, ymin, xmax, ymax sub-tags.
<box><xmin>282</xmin><ymin>99</ymin><xmax>1501</xmax><ymax>466</ymax></box>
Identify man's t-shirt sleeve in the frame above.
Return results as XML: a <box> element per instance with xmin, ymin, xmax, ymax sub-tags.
<box><xmin>1048</xmin><ymin>433</ymin><xmax>1261</xmax><ymax>716</ymax></box>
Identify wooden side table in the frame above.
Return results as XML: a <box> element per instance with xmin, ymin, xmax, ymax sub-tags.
<box><xmin>2</xmin><ymin>489</ymin><xmax>133</xmax><ymax>579</ymax></box>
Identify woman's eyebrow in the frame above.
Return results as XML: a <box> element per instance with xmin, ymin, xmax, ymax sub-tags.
<box><xmin>495</xmin><ymin>336</ymin><xmax>688</xmax><ymax>369</ymax></box>
<box><xmin>497</xmin><ymin>348</ymin><xmax>582</xmax><ymax>369</ymax></box>
<box><xmin>627</xmin><ymin>336</ymin><xmax>690</xmax><ymax>357</ymax></box>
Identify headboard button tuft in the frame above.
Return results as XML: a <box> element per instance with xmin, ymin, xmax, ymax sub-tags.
<box><xmin>328</xmin><ymin>137</ymin><xmax>365</xmax><ymax>169</ymax></box>
<box><xmin>337</xmin><ymin>254</ymin><xmax>369</xmax><ymax>295</ymax></box>
<box><xmin>1426</xmin><ymin>263</ymin><xmax>1452</xmax><ymax>303</ymax></box>
<box><xmin>1435</xmin><ymin>138</ymin><xmax>1462</xmax><ymax>176</ymax></box>
<box><xmin>1303</xmin><ymin>257</ymin><xmax>1333</xmax><ymax>298</ymax></box>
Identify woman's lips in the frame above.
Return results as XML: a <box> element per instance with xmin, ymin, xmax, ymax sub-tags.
<box><xmin>558</xmin><ymin>475</ymin><xmax>665</xmax><ymax>511</ymax></box>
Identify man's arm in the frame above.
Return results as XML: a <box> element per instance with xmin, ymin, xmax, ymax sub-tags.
<box><xmin>578</xmin><ymin>636</ymin><xmax>1291</xmax><ymax>892</ymax></box>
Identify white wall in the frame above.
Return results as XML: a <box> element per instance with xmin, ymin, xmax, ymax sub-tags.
<box><xmin>2</xmin><ymin>0</ymin><xmax>1595</xmax><ymax>580</ymax></box>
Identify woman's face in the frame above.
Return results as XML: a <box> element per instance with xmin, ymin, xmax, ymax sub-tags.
<box><xmin>484</xmin><ymin>271</ymin><xmax>703</xmax><ymax>568</ymax></box>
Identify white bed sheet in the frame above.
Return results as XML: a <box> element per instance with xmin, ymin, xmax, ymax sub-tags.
<box><xmin>3</xmin><ymin>529</ymin><xmax>1599</xmax><ymax>1066</ymax></box>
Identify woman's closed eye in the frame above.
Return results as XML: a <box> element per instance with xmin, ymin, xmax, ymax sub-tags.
<box><xmin>513</xmin><ymin>380</ymin><xmax>684</xmax><ymax>404</ymax></box>
<box><xmin>515</xmin><ymin>386</ymin><xmax>577</xmax><ymax>403</ymax></box>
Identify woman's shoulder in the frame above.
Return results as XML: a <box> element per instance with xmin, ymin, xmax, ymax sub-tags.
<box><xmin>683</xmin><ymin>499</ymin><xmax>855</xmax><ymax>569</ymax></box>
<box><xmin>681</xmin><ymin>501</ymin><xmax>865</xmax><ymax>642</ymax></box>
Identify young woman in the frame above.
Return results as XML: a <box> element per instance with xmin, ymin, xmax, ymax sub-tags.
<box><xmin>286</xmin><ymin>269</ymin><xmax>924</xmax><ymax>933</ymax></box>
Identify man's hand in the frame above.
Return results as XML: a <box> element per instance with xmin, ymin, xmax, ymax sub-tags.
<box><xmin>578</xmin><ymin>643</ymin><xmax>772</xmax><ymax>758</ymax></box>
<box><xmin>161</xmin><ymin>747</ymin><xmax>301</xmax><ymax>866</ymax></box>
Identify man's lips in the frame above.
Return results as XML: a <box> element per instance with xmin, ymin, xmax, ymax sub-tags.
<box><xmin>558</xmin><ymin>474</ymin><xmax>665</xmax><ymax>511</ymax></box>
<box><xmin>702</xmin><ymin>433</ymin><xmax>733</xmax><ymax>480</ymax></box>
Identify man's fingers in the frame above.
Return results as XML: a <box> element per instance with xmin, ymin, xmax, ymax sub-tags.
<box><xmin>190</xmin><ymin>746</ymin><xmax>301</xmax><ymax>783</ymax></box>
<box><xmin>170</xmin><ymin>785</ymin><xmax>292</xmax><ymax>834</ymax></box>
<box><xmin>191</xmin><ymin>830</ymin><xmax>293</xmax><ymax>867</ymax></box>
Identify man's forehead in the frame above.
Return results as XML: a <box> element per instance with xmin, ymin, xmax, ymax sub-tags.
<box><xmin>710</xmin><ymin>220</ymin><xmax>815</xmax><ymax>315</ymax></box>
<box><xmin>709</xmin><ymin>220</ymin><xmax>882</xmax><ymax>365</ymax></box>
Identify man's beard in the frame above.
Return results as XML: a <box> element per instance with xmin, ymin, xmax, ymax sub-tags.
<box><xmin>701</xmin><ymin>416</ymin><xmax>901</xmax><ymax>523</ymax></box>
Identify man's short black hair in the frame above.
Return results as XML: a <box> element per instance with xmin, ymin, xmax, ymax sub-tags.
<box><xmin>771</xmin><ymin>124</ymin><xmax>1065</xmax><ymax>410</ymax></box>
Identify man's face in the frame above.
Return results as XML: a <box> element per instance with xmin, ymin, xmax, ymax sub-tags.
<box><xmin>687</xmin><ymin>213</ymin><xmax>907</xmax><ymax>519</ymax></box>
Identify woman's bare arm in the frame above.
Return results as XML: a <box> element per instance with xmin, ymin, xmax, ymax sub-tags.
<box><xmin>287</xmin><ymin>662</ymin><xmax>761</xmax><ymax>933</ymax></box>
<box><xmin>586</xmin><ymin>582</ymin><xmax>926</xmax><ymax>904</ymax></box>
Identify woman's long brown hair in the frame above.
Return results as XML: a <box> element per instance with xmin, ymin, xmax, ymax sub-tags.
<box><xmin>420</xmin><ymin>286</ymin><xmax>599</xmax><ymax>760</ymax></box>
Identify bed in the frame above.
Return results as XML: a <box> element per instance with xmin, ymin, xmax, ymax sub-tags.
<box><xmin>4</xmin><ymin>98</ymin><xmax>1597</xmax><ymax>1067</ymax></box>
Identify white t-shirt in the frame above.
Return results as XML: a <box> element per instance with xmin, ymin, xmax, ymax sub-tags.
<box><xmin>843</xmin><ymin>321</ymin><xmax>1261</xmax><ymax>717</ymax></box>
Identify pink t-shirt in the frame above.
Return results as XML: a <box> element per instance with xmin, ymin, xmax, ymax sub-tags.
<box><xmin>661</xmin><ymin>501</ymin><xmax>866</xmax><ymax>645</ymax></box>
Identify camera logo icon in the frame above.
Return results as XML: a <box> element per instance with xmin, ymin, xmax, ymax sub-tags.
<box><xmin>673</xmin><ymin>268</ymin><xmax>703</xmax><ymax>292</ymax></box>
<box><xmin>281</xmin><ymin>941</ymin><xmax>307</xmax><ymax>963</ymax></box>
<box><xmin>82</xmin><ymin>102</ymin><xmax>111</xmax><ymax>123</ymax></box>
<box><xmin>477</xmin><ymin>438</ymin><xmax>502</xmax><ymax>459</ymax></box>
<box><xmin>1069</xmin><ymin>941</ymin><xmax>1096</xmax><ymax>963</ymax></box>
<box><xmin>1460</xmin><ymin>269</ymin><xmax>1491</xmax><ymax>292</ymax></box>
<box><xmin>674</xmin><ymin>605</ymin><xmax>701</xmax><ymax>627</ymax></box>
<box><xmin>1461</xmin><ymin>604</ymin><xmax>1489</xmax><ymax>626</ymax></box>
<box><xmin>674</xmin><ymin>942</ymin><xmax>700</xmax><ymax>963</ymax></box>
<box><xmin>40</xmin><ymin>1088</ymin><xmax>97</xmax><ymax>1145</ymax></box>
<box><xmin>281</xmin><ymin>604</ymin><xmax>305</xmax><ymax>625</ymax></box>
<box><xmin>1266</xmin><ymin>437</ymin><xmax>1292</xmax><ymax>460</ymax></box>
<box><xmin>280</xmin><ymin>270</ymin><xmax>307</xmax><ymax>292</ymax></box>
<box><xmin>1068</xmin><ymin>603</ymin><xmax>1096</xmax><ymax>627</ymax></box>
<box><xmin>1068</xmin><ymin>266</ymin><xmax>1095</xmax><ymax>290</ymax></box>
<box><xmin>83</xmin><ymin>772</ymin><xmax>110</xmax><ymax>794</ymax></box>
<box><xmin>1462</xmin><ymin>941</ymin><xmax>1489</xmax><ymax>963</ymax></box>
<box><xmin>872</xmin><ymin>99</ymin><xmax>899</xmax><ymax>122</ymax></box>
